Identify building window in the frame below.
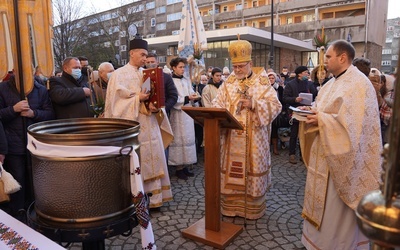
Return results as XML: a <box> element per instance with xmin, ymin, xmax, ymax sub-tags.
<box><xmin>253</xmin><ymin>1</ymin><xmax>258</xmax><ymax>7</ymax></box>
<box><xmin>120</xmin><ymin>45</ymin><xmax>127</xmax><ymax>51</ymax></box>
<box><xmin>294</xmin><ymin>16</ymin><xmax>302</xmax><ymax>23</ymax></box>
<box><xmin>392</xmin><ymin>55</ymin><xmax>399</xmax><ymax>60</ymax></box>
<box><xmin>167</xmin><ymin>12</ymin><xmax>182</xmax><ymax>22</ymax></box>
<box><xmin>387</xmin><ymin>26</ymin><xmax>394</xmax><ymax>31</ymax></box>
<box><xmin>89</xmin><ymin>31</ymin><xmax>99</xmax><ymax>37</ymax></box>
<box><xmin>236</xmin><ymin>3</ymin><xmax>242</xmax><ymax>10</ymax></box>
<box><xmin>167</xmin><ymin>0</ymin><xmax>182</xmax><ymax>5</ymax></box>
<box><xmin>235</xmin><ymin>23</ymin><xmax>242</xmax><ymax>27</ymax></box>
<box><xmin>121</xmin><ymin>59</ymin><xmax>127</xmax><ymax>65</ymax></box>
<box><xmin>151</xmin><ymin>18</ymin><xmax>156</xmax><ymax>27</ymax></box>
<box><xmin>115</xmin><ymin>40</ymin><xmax>120</xmax><ymax>46</ymax></box>
<box><xmin>146</xmin><ymin>2</ymin><xmax>155</xmax><ymax>10</ymax></box>
<box><xmin>394</xmin><ymin>32</ymin><xmax>400</xmax><ymax>38</ymax></box>
<box><xmin>386</xmin><ymin>38</ymin><xmax>393</xmax><ymax>43</ymax></box>
<box><xmin>156</xmin><ymin>6</ymin><xmax>166</xmax><ymax>14</ymax></box>
<box><xmin>156</xmin><ymin>22</ymin><xmax>166</xmax><ymax>30</ymax></box>
<box><xmin>128</xmin><ymin>5</ymin><xmax>144</xmax><ymax>14</ymax></box>
<box><xmin>223</xmin><ymin>25</ymin><xmax>228</xmax><ymax>29</ymax></box>
<box><xmin>120</xmin><ymin>31</ymin><xmax>126</xmax><ymax>37</ymax></box>
<box><xmin>382</xmin><ymin>61</ymin><xmax>391</xmax><ymax>66</ymax></box>
<box><xmin>303</xmin><ymin>14</ymin><xmax>315</xmax><ymax>22</ymax></box>
<box><xmin>382</xmin><ymin>49</ymin><xmax>392</xmax><ymax>54</ymax></box>
<box><xmin>158</xmin><ymin>56</ymin><xmax>167</xmax><ymax>63</ymax></box>
<box><xmin>223</xmin><ymin>6</ymin><xmax>228</xmax><ymax>12</ymax></box>
<box><xmin>286</xmin><ymin>17</ymin><xmax>293</xmax><ymax>24</ymax></box>
<box><xmin>104</xmin><ymin>41</ymin><xmax>111</xmax><ymax>48</ymax></box>
<box><xmin>134</xmin><ymin>20</ymin><xmax>144</xmax><ymax>27</ymax></box>
<box><xmin>171</xmin><ymin>30</ymin><xmax>180</xmax><ymax>35</ymax></box>
<box><xmin>322</xmin><ymin>12</ymin><xmax>334</xmax><ymax>19</ymax></box>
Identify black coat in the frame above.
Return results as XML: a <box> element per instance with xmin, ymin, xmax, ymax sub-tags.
<box><xmin>49</xmin><ymin>72</ymin><xmax>94</xmax><ymax>119</ymax></box>
<box><xmin>0</xmin><ymin>122</ymin><xmax>7</xmax><ymax>155</ymax></box>
<box><xmin>163</xmin><ymin>73</ymin><xmax>178</xmax><ymax>115</ymax></box>
<box><xmin>283</xmin><ymin>78</ymin><xmax>317</xmax><ymax>108</ymax></box>
<box><xmin>0</xmin><ymin>79</ymin><xmax>54</xmax><ymax>155</ymax></box>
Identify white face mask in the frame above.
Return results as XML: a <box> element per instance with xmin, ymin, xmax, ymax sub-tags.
<box><xmin>145</xmin><ymin>63</ymin><xmax>157</xmax><ymax>69</ymax></box>
<box><xmin>71</xmin><ymin>68</ymin><xmax>82</xmax><ymax>80</ymax></box>
<box><xmin>106</xmin><ymin>72</ymin><xmax>113</xmax><ymax>81</ymax></box>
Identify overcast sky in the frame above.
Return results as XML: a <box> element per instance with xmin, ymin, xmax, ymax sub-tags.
<box><xmin>83</xmin><ymin>0</ymin><xmax>400</xmax><ymax>19</ymax></box>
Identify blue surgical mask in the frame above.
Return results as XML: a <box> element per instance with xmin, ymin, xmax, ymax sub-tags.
<box><xmin>301</xmin><ymin>75</ymin><xmax>308</xmax><ymax>81</ymax></box>
<box><xmin>71</xmin><ymin>68</ymin><xmax>82</xmax><ymax>80</ymax></box>
<box><xmin>106</xmin><ymin>72</ymin><xmax>113</xmax><ymax>81</ymax></box>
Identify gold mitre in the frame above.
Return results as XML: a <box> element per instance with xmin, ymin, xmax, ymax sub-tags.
<box><xmin>228</xmin><ymin>35</ymin><xmax>252</xmax><ymax>64</ymax></box>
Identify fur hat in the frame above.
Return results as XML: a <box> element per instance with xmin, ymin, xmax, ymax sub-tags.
<box><xmin>294</xmin><ymin>66</ymin><xmax>308</xmax><ymax>75</ymax></box>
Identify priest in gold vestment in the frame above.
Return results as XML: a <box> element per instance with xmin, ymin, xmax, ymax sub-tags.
<box><xmin>299</xmin><ymin>40</ymin><xmax>382</xmax><ymax>249</ymax></box>
<box><xmin>212</xmin><ymin>38</ymin><xmax>282</xmax><ymax>219</ymax></box>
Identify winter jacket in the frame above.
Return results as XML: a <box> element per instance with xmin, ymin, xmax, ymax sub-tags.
<box><xmin>49</xmin><ymin>72</ymin><xmax>94</xmax><ymax>119</ymax></box>
<box><xmin>0</xmin><ymin>78</ymin><xmax>54</xmax><ymax>155</ymax></box>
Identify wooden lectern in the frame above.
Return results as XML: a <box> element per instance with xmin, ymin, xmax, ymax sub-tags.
<box><xmin>181</xmin><ymin>107</ymin><xmax>244</xmax><ymax>249</ymax></box>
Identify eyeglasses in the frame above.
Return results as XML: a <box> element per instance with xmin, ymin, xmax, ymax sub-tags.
<box><xmin>232</xmin><ymin>62</ymin><xmax>249</xmax><ymax>70</ymax></box>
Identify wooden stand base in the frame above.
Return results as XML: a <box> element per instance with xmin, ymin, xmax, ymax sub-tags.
<box><xmin>181</xmin><ymin>218</ymin><xmax>243</xmax><ymax>249</ymax></box>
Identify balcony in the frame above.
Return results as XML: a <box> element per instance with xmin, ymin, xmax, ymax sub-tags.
<box><xmin>243</xmin><ymin>5</ymin><xmax>271</xmax><ymax>18</ymax></box>
<box><xmin>214</xmin><ymin>9</ymin><xmax>242</xmax><ymax>22</ymax></box>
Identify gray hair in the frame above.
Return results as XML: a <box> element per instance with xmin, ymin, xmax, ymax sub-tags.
<box><xmin>98</xmin><ymin>62</ymin><xmax>114</xmax><ymax>72</ymax></box>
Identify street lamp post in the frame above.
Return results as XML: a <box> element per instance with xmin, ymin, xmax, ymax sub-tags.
<box><xmin>270</xmin><ymin>0</ymin><xmax>274</xmax><ymax>69</ymax></box>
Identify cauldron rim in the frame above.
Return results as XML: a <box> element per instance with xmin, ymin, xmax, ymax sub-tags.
<box><xmin>27</xmin><ymin>118</ymin><xmax>140</xmax><ymax>145</ymax></box>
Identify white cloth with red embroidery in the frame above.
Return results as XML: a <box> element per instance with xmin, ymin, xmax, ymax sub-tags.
<box><xmin>0</xmin><ymin>209</ymin><xmax>66</xmax><ymax>249</ymax></box>
<box><xmin>27</xmin><ymin>134</ymin><xmax>156</xmax><ymax>250</ymax></box>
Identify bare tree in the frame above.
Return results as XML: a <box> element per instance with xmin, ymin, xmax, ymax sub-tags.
<box><xmin>52</xmin><ymin>0</ymin><xmax>89</xmax><ymax>69</ymax></box>
<box><xmin>87</xmin><ymin>0</ymin><xmax>145</xmax><ymax>67</ymax></box>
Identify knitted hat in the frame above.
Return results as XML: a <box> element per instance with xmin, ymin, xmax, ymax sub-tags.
<box><xmin>223</xmin><ymin>67</ymin><xmax>230</xmax><ymax>74</ymax></box>
<box><xmin>294</xmin><ymin>66</ymin><xmax>308</xmax><ymax>75</ymax></box>
<box><xmin>163</xmin><ymin>65</ymin><xmax>171</xmax><ymax>75</ymax></box>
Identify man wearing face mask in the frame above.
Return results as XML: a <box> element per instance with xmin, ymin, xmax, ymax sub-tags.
<box><xmin>145</xmin><ymin>52</ymin><xmax>178</xmax><ymax>116</ymax></box>
<box><xmin>283</xmin><ymin>65</ymin><xmax>317</xmax><ymax>164</ymax></box>
<box><xmin>49</xmin><ymin>57</ymin><xmax>94</xmax><ymax>119</ymax></box>
<box><xmin>90</xmin><ymin>62</ymin><xmax>115</xmax><ymax>113</ymax></box>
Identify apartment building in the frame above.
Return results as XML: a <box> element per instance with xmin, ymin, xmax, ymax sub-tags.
<box><xmin>382</xmin><ymin>17</ymin><xmax>400</xmax><ymax>74</ymax></box>
<box><xmin>76</xmin><ymin>0</ymin><xmax>388</xmax><ymax>72</ymax></box>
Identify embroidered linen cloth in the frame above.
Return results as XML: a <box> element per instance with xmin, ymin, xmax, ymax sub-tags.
<box><xmin>0</xmin><ymin>209</ymin><xmax>66</xmax><ymax>249</ymax></box>
<box><xmin>27</xmin><ymin>134</ymin><xmax>156</xmax><ymax>249</ymax></box>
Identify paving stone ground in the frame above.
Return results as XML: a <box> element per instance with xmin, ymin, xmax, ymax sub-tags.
<box><xmin>68</xmin><ymin>146</ymin><xmax>307</xmax><ymax>250</ymax></box>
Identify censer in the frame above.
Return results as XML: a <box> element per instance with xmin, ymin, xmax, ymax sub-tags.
<box><xmin>356</xmin><ymin>54</ymin><xmax>400</xmax><ymax>248</ymax></box>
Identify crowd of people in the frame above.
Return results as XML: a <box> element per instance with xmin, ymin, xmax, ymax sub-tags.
<box><xmin>0</xmin><ymin>37</ymin><xmax>397</xmax><ymax>249</ymax></box>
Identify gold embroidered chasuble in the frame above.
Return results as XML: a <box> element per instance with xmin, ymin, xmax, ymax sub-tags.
<box><xmin>299</xmin><ymin>65</ymin><xmax>382</xmax><ymax>229</ymax></box>
<box><xmin>212</xmin><ymin>69</ymin><xmax>282</xmax><ymax>219</ymax></box>
<box><xmin>104</xmin><ymin>64</ymin><xmax>173</xmax><ymax>207</ymax></box>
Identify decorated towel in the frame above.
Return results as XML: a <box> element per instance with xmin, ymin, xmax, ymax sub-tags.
<box><xmin>27</xmin><ymin>134</ymin><xmax>156</xmax><ymax>249</ymax></box>
<box><xmin>0</xmin><ymin>209</ymin><xmax>66</xmax><ymax>249</ymax></box>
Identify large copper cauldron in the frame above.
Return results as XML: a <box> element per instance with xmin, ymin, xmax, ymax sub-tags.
<box><xmin>27</xmin><ymin>118</ymin><xmax>140</xmax><ymax>225</ymax></box>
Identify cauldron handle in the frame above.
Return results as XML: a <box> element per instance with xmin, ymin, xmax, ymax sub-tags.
<box><xmin>119</xmin><ymin>145</ymin><xmax>133</xmax><ymax>156</ymax></box>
